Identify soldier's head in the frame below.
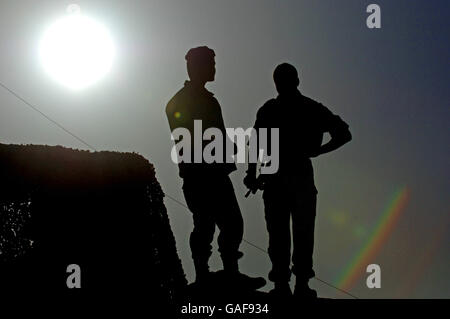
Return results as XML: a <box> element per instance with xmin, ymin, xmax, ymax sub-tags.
<box><xmin>273</xmin><ymin>63</ymin><xmax>300</xmax><ymax>95</ymax></box>
<box><xmin>185</xmin><ymin>46</ymin><xmax>216</xmax><ymax>84</ymax></box>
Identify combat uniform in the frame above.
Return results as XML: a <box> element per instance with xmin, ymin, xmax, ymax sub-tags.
<box><xmin>166</xmin><ymin>81</ymin><xmax>243</xmax><ymax>276</ymax></box>
<box><xmin>253</xmin><ymin>89</ymin><xmax>350</xmax><ymax>284</ymax></box>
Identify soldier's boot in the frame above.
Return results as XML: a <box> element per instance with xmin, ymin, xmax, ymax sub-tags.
<box><xmin>222</xmin><ymin>258</ymin><xmax>266</xmax><ymax>290</ymax></box>
<box><xmin>293</xmin><ymin>279</ymin><xmax>317</xmax><ymax>299</ymax></box>
<box><xmin>270</xmin><ymin>281</ymin><xmax>292</xmax><ymax>298</ymax></box>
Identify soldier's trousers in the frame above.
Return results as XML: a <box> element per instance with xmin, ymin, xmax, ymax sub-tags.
<box><xmin>263</xmin><ymin>177</ymin><xmax>317</xmax><ymax>283</ymax></box>
<box><xmin>182</xmin><ymin>175</ymin><xmax>244</xmax><ymax>270</ymax></box>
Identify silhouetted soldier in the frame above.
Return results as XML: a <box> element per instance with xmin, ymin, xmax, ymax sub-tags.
<box><xmin>166</xmin><ymin>46</ymin><xmax>265</xmax><ymax>289</ymax></box>
<box><xmin>244</xmin><ymin>63</ymin><xmax>352</xmax><ymax>298</ymax></box>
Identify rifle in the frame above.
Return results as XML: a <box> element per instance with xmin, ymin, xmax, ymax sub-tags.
<box><xmin>244</xmin><ymin>176</ymin><xmax>265</xmax><ymax>198</ymax></box>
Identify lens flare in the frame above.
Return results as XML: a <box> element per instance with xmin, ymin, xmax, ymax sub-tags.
<box><xmin>335</xmin><ymin>187</ymin><xmax>410</xmax><ymax>291</ymax></box>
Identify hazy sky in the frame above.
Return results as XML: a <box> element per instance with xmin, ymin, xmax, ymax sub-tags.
<box><xmin>0</xmin><ymin>0</ymin><xmax>448</xmax><ymax>298</ymax></box>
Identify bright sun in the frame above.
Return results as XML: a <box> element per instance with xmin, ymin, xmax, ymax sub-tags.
<box><xmin>40</xmin><ymin>5</ymin><xmax>115</xmax><ymax>90</ymax></box>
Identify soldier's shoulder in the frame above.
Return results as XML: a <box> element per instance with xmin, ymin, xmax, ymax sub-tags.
<box><xmin>302</xmin><ymin>95</ymin><xmax>335</xmax><ymax>116</ymax></box>
<box><xmin>301</xmin><ymin>95</ymin><xmax>324</xmax><ymax>108</ymax></box>
<box><xmin>262</xmin><ymin>98</ymin><xmax>278</xmax><ymax>107</ymax></box>
<box><xmin>257</xmin><ymin>98</ymin><xmax>277</xmax><ymax>116</ymax></box>
<box><xmin>166</xmin><ymin>87</ymin><xmax>187</xmax><ymax>113</ymax></box>
<box><xmin>207</xmin><ymin>92</ymin><xmax>220</xmax><ymax>106</ymax></box>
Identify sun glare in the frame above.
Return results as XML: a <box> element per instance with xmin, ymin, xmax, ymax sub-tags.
<box><xmin>39</xmin><ymin>5</ymin><xmax>115</xmax><ymax>90</ymax></box>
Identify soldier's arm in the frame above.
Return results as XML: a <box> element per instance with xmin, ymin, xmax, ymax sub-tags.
<box><xmin>213</xmin><ymin>101</ymin><xmax>227</xmax><ymax>134</ymax></box>
<box><xmin>213</xmin><ymin>100</ymin><xmax>238</xmax><ymax>158</ymax></box>
<box><xmin>314</xmin><ymin>105</ymin><xmax>352</xmax><ymax>157</ymax></box>
<box><xmin>245</xmin><ymin>106</ymin><xmax>265</xmax><ymax>179</ymax></box>
<box><xmin>246</xmin><ymin>163</ymin><xmax>258</xmax><ymax>179</ymax></box>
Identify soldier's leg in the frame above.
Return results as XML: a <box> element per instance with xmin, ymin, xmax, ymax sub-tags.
<box><xmin>214</xmin><ymin>176</ymin><xmax>266</xmax><ymax>290</ymax></box>
<box><xmin>182</xmin><ymin>179</ymin><xmax>216</xmax><ymax>281</ymax></box>
<box><xmin>263</xmin><ymin>184</ymin><xmax>292</xmax><ymax>284</ymax></box>
<box><xmin>214</xmin><ymin>176</ymin><xmax>244</xmax><ymax>272</ymax></box>
<box><xmin>291</xmin><ymin>190</ymin><xmax>317</xmax><ymax>296</ymax></box>
<box><xmin>190</xmin><ymin>212</ymin><xmax>215</xmax><ymax>280</ymax></box>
